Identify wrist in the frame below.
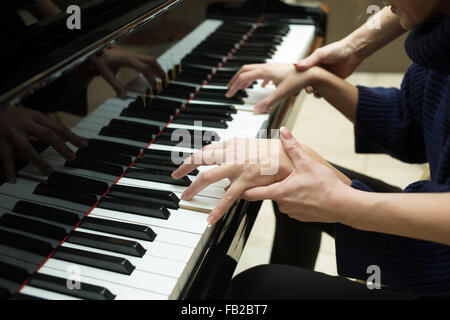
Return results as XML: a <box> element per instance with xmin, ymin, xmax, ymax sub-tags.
<box><xmin>327</xmin><ymin>183</ymin><xmax>363</xmax><ymax>226</ymax></box>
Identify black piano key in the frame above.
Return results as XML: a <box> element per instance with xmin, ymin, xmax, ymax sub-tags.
<box><xmin>132</xmin><ymin>159</ymin><xmax>178</xmax><ymax>172</ymax></box>
<box><xmin>34</xmin><ymin>183</ymin><xmax>99</xmax><ymax>207</ymax></box>
<box><xmin>142</xmin><ymin>147</ymin><xmax>191</xmax><ymax>159</ymax></box>
<box><xmin>68</xmin><ymin>231</ymin><xmax>146</xmax><ymax>257</ymax></box>
<box><xmin>120</xmin><ymin>107</ymin><xmax>173</xmax><ymax>123</ymax></box>
<box><xmin>0</xmin><ymin>261</ymin><xmax>30</xmax><ymax>283</ymax></box>
<box><xmin>182</xmin><ymin>106</ymin><xmax>233</xmax><ymax>120</ymax></box>
<box><xmin>53</xmin><ymin>246</ymin><xmax>135</xmax><ymax>275</ymax></box>
<box><xmin>99</xmin><ymin>126</ymin><xmax>154</xmax><ymax>143</ymax></box>
<box><xmin>76</xmin><ymin>148</ymin><xmax>133</xmax><ymax>167</ymax></box>
<box><xmin>0</xmin><ymin>214</ymin><xmax>67</xmax><ymax>241</ymax></box>
<box><xmin>132</xmin><ymin>158</ymin><xmax>198</xmax><ymax>176</ymax></box>
<box><xmin>110</xmin><ymin>119</ymin><xmax>163</xmax><ymax>133</ymax></box>
<box><xmin>108</xmin><ymin>184</ymin><xmax>179</xmax><ymax>209</ymax></box>
<box><xmin>0</xmin><ymin>254</ymin><xmax>40</xmax><ymax>276</ymax></box>
<box><xmin>87</xmin><ymin>139</ymin><xmax>141</xmax><ymax>157</ymax></box>
<box><xmin>81</xmin><ymin>217</ymin><xmax>157</xmax><ymax>242</ymax></box>
<box><xmin>48</xmin><ymin>171</ymin><xmax>110</xmax><ymax>195</ymax></box>
<box><xmin>13</xmin><ymin>201</ymin><xmax>80</xmax><ymax>226</ymax></box>
<box><xmin>29</xmin><ymin>273</ymin><xmax>116</xmax><ymax>300</ymax></box>
<box><xmin>173</xmin><ymin>114</ymin><xmax>228</xmax><ymax>129</ymax></box>
<box><xmin>98</xmin><ymin>197</ymin><xmax>170</xmax><ymax>220</ymax></box>
<box><xmin>0</xmin><ymin>279</ymin><xmax>21</xmax><ymax>298</ymax></box>
<box><xmin>155</xmin><ymin>134</ymin><xmax>212</xmax><ymax>148</ymax></box>
<box><xmin>66</xmin><ymin>158</ymin><xmax>125</xmax><ymax>177</ymax></box>
<box><xmin>193</xmin><ymin>92</ymin><xmax>243</xmax><ymax>105</ymax></box>
<box><xmin>125</xmin><ymin>167</ymin><xmax>191</xmax><ymax>187</ymax></box>
<box><xmin>185</xmin><ymin>102</ymin><xmax>237</xmax><ymax>114</ymax></box>
<box><xmin>0</xmin><ymin>230</ymin><xmax>53</xmax><ymax>257</ymax></box>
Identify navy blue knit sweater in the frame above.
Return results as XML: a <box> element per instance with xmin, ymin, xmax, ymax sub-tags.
<box><xmin>335</xmin><ymin>15</ymin><xmax>450</xmax><ymax>296</ymax></box>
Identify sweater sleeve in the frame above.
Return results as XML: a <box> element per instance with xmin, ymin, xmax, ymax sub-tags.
<box><xmin>351</xmin><ymin>178</ymin><xmax>450</xmax><ymax>193</ymax></box>
<box><xmin>354</xmin><ymin>64</ymin><xmax>428</xmax><ymax>163</ymax></box>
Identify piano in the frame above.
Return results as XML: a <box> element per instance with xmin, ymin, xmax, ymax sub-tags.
<box><xmin>0</xmin><ymin>0</ymin><xmax>327</xmax><ymax>300</ymax></box>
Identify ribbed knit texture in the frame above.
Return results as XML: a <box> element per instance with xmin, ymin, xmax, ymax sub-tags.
<box><xmin>335</xmin><ymin>15</ymin><xmax>450</xmax><ymax>296</ymax></box>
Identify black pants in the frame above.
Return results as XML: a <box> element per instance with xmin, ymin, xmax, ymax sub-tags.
<box><xmin>225</xmin><ymin>164</ymin><xmax>417</xmax><ymax>300</ymax></box>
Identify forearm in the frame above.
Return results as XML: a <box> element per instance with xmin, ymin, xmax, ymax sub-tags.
<box><xmin>345</xmin><ymin>6</ymin><xmax>405</xmax><ymax>61</ymax></box>
<box><xmin>334</xmin><ymin>187</ymin><xmax>450</xmax><ymax>246</ymax></box>
<box><xmin>309</xmin><ymin>67</ymin><xmax>359</xmax><ymax>123</ymax></box>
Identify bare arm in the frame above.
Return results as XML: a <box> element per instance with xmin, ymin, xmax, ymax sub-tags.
<box><xmin>295</xmin><ymin>6</ymin><xmax>406</xmax><ymax>79</ymax></box>
<box><xmin>335</xmin><ymin>187</ymin><xmax>450</xmax><ymax>246</ymax></box>
<box><xmin>242</xmin><ymin>129</ymin><xmax>450</xmax><ymax>247</ymax></box>
<box><xmin>255</xmin><ymin>66</ymin><xmax>359</xmax><ymax>121</ymax></box>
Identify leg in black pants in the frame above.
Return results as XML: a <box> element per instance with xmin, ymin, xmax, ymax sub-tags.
<box><xmin>225</xmin><ymin>165</ymin><xmax>410</xmax><ymax>299</ymax></box>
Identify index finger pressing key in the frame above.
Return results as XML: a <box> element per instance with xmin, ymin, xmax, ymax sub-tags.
<box><xmin>172</xmin><ymin>143</ymin><xmax>225</xmax><ymax>179</ymax></box>
<box><xmin>207</xmin><ymin>182</ymin><xmax>245</xmax><ymax>225</ymax></box>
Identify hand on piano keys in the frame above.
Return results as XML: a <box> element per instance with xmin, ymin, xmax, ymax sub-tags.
<box><xmin>171</xmin><ymin>137</ymin><xmax>294</xmax><ymax>225</ymax></box>
<box><xmin>225</xmin><ymin>63</ymin><xmax>328</xmax><ymax>115</ymax></box>
<box><xmin>225</xmin><ymin>62</ymin><xmax>296</xmax><ymax>100</ymax></box>
<box><xmin>0</xmin><ymin>105</ymin><xmax>87</xmax><ymax>184</ymax></box>
<box><xmin>89</xmin><ymin>45</ymin><xmax>166</xmax><ymax>99</ymax></box>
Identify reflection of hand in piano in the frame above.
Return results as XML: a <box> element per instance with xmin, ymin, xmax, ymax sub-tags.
<box><xmin>90</xmin><ymin>45</ymin><xmax>166</xmax><ymax>99</ymax></box>
<box><xmin>0</xmin><ymin>106</ymin><xmax>87</xmax><ymax>183</ymax></box>
<box><xmin>171</xmin><ymin>137</ymin><xmax>294</xmax><ymax>225</ymax></box>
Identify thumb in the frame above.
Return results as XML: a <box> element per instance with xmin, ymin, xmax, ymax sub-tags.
<box><xmin>280</xmin><ymin>128</ymin><xmax>306</xmax><ymax>171</ymax></box>
<box><xmin>294</xmin><ymin>51</ymin><xmax>321</xmax><ymax>71</ymax></box>
<box><xmin>242</xmin><ymin>182</ymin><xmax>281</xmax><ymax>201</ymax></box>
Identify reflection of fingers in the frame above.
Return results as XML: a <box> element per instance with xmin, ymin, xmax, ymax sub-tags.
<box><xmin>138</xmin><ymin>55</ymin><xmax>166</xmax><ymax>80</ymax></box>
<box><xmin>181</xmin><ymin>165</ymin><xmax>234</xmax><ymax>200</ymax></box>
<box><xmin>91</xmin><ymin>56</ymin><xmax>126</xmax><ymax>98</ymax></box>
<box><xmin>0</xmin><ymin>140</ymin><xmax>16</xmax><ymax>183</ymax></box>
<box><xmin>207</xmin><ymin>182</ymin><xmax>245</xmax><ymax>224</ymax></box>
<box><xmin>125</xmin><ymin>57</ymin><xmax>158</xmax><ymax>88</ymax></box>
<box><xmin>12</xmin><ymin>133</ymin><xmax>53</xmax><ymax>175</ymax></box>
<box><xmin>29</xmin><ymin>123</ymin><xmax>76</xmax><ymax>162</ymax></box>
<box><xmin>35</xmin><ymin>114</ymin><xmax>87</xmax><ymax>148</ymax></box>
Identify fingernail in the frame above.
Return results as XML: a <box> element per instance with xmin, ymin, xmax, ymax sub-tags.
<box><xmin>207</xmin><ymin>214</ymin><xmax>216</xmax><ymax>224</ymax></box>
<box><xmin>281</xmin><ymin>127</ymin><xmax>293</xmax><ymax>139</ymax></box>
<box><xmin>181</xmin><ymin>191</ymin><xmax>190</xmax><ymax>200</ymax></box>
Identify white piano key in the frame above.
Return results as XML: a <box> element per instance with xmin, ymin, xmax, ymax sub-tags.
<box><xmin>20</xmin><ymin>285</ymin><xmax>81</xmax><ymax>300</ymax></box>
<box><xmin>36</xmin><ymin>267</ymin><xmax>168</xmax><ymax>300</ymax></box>
<box><xmin>42</xmin><ymin>258</ymin><xmax>179</xmax><ymax>297</ymax></box>
<box><xmin>60</xmin><ymin>241</ymin><xmax>187</xmax><ymax>279</ymax></box>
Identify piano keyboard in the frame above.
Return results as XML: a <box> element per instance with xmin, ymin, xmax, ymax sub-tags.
<box><xmin>0</xmin><ymin>18</ymin><xmax>316</xmax><ymax>300</ymax></box>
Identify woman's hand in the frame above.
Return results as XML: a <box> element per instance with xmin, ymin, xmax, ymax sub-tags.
<box><xmin>171</xmin><ymin>137</ymin><xmax>294</xmax><ymax>224</ymax></box>
<box><xmin>0</xmin><ymin>106</ymin><xmax>87</xmax><ymax>183</ymax></box>
<box><xmin>90</xmin><ymin>45</ymin><xmax>166</xmax><ymax>99</ymax></box>
<box><xmin>252</xmin><ymin>66</ymin><xmax>324</xmax><ymax>113</ymax></box>
<box><xmin>242</xmin><ymin>128</ymin><xmax>351</xmax><ymax>223</ymax></box>
<box><xmin>295</xmin><ymin>40</ymin><xmax>362</xmax><ymax>98</ymax></box>
<box><xmin>226</xmin><ymin>63</ymin><xmax>295</xmax><ymax>99</ymax></box>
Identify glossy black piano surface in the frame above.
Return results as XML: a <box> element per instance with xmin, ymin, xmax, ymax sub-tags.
<box><xmin>0</xmin><ymin>0</ymin><xmax>327</xmax><ymax>300</ymax></box>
